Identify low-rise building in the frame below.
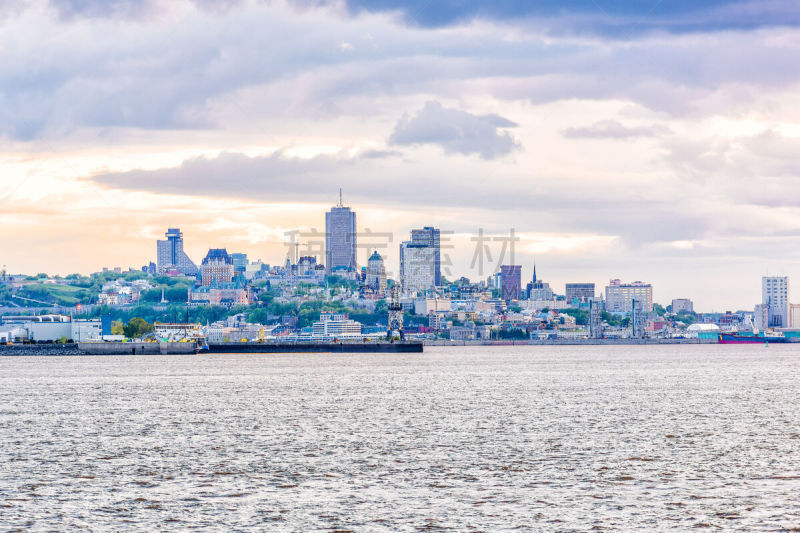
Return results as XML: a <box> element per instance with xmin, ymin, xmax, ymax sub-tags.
<box><xmin>414</xmin><ymin>297</ymin><xmax>451</xmax><ymax>315</ymax></box>
<box><xmin>449</xmin><ymin>324</ymin><xmax>491</xmax><ymax>341</ymax></box>
<box><xmin>312</xmin><ymin>312</ymin><xmax>362</xmax><ymax>339</ymax></box>
<box><xmin>671</xmin><ymin>298</ymin><xmax>694</xmax><ymax>314</ymax></box>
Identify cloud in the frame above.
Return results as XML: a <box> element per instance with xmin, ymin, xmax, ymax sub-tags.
<box><xmin>341</xmin><ymin>0</ymin><xmax>800</xmax><ymax>33</ymax></box>
<box><xmin>48</xmin><ymin>0</ymin><xmax>245</xmax><ymax>19</ymax></box>
<box><xmin>2</xmin><ymin>2</ymin><xmax>800</xmax><ymax>140</ymax></box>
<box><xmin>87</xmin><ymin>147</ymin><xmax>723</xmax><ymax>250</ymax></box>
<box><xmin>563</xmin><ymin>120</ymin><xmax>671</xmax><ymax>139</ymax></box>
<box><xmin>388</xmin><ymin>101</ymin><xmax>520</xmax><ymax>158</ymax></box>
<box><xmin>664</xmin><ymin>129</ymin><xmax>800</xmax><ymax>180</ymax></box>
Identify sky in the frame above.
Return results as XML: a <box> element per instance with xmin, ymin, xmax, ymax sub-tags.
<box><xmin>2</xmin><ymin>0</ymin><xmax>800</xmax><ymax>311</ymax></box>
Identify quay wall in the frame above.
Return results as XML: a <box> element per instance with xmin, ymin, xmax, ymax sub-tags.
<box><xmin>425</xmin><ymin>338</ymin><xmax>720</xmax><ymax>346</ymax></box>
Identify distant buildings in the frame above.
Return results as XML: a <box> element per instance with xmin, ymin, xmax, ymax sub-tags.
<box><xmin>527</xmin><ymin>265</ymin><xmax>553</xmax><ymax>301</ymax></box>
<box><xmin>365</xmin><ymin>251</ymin><xmax>387</xmax><ymax>294</ymax></box>
<box><xmin>296</xmin><ymin>256</ymin><xmax>319</xmax><ymax>276</ymax></box>
<box><xmin>754</xmin><ymin>303</ymin><xmax>769</xmax><ymax>331</ymax></box>
<box><xmin>325</xmin><ymin>197</ymin><xmax>357</xmax><ymax>273</ymax></box>
<box><xmin>762</xmin><ymin>276</ymin><xmax>789</xmax><ymax>328</ymax></box>
<box><xmin>188</xmin><ymin>281</ymin><xmax>251</xmax><ymax>306</ymax></box>
<box><xmin>790</xmin><ymin>303</ymin><xmax>800</xmax><ymax>329</ymax></box>
<box><xmin>605</xmin><ymin>279</ymin><xmax>653</xmax><ymax>313</ymax></box>
<box><xmin>312</xmin><ymin>312</ymin><xmax>362</xmax><ymax>339</ymax></box>
<box><xmin>566</xmin><ymin>283</ymin><xmax>595</xmax><ymax>302</ymax></box>
<box><xmin>400</xmin><ymin>240</ymin><xmax>436</xmax><ymax>295</ymax></box>
<box><xmin>410</xmin><ymin>227</ymin><xmax>441</xmax><ymax>286</ymax></box>
<box><xmin>671</xmin><ymin>298</ymin><xmax>694</xmax><ymax>314</ymax></box>
<box><xmin>0</xmin><ymin>315</ymin><xmax>106</xmax><ymax>342</ymax></box>
<box><xmin>200</xmin><ymin>249</ymin><xmax>234</xmax><ymax>286</ymax></box>
<box><xmin>399</xmin><ymin>227</ymin><xmax>442</xmax><ymax>295</ymax></box>
<box><xmin>156</xmin><ymin>228</ymin><xmax>198</xmax><ymax>276</ymax></box>
<box><xmin>230</xmin><ymin>253</ymin><xmax>248</xmax><ymax>276</ymax></box>
<box><xmin>500</xmin><ymin>265</ymin><xmax>521</xmax><ymax>303</ymax></box>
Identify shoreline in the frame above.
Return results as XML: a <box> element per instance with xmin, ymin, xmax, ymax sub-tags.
<box><xmin>0</xmin><ymin>337</ymin><xmax>774</xmax><ymax>356</ymax></box>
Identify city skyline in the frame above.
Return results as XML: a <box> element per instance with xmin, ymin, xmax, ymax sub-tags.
<box><xmin>3</xmin><ymin>0</ymin><xmax>800</xmax><ymax>311</ymax></box>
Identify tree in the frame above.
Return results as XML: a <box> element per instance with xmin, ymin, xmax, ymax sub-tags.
<box><xmin>111</xmin><ymin>321</ymin><xmax>125</xmax><ymax>335</ymax></box>
<box><xmin>561</xmin><ymin>308</ymin><xmax>588</xmax><ymax>325</ymax></box>
<box><xmin>653</xmin><ymin>303</ymin><xmax>666</xmax><ymax>316</ymax></box>
<box><xmin>123</xmin><ymin>317</ymin><xmax>154</xmax><ymax>339</ymax></box>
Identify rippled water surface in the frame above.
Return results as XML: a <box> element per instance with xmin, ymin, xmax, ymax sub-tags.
<box><xmin>1</xmin><ymin>345</ymin><xmax>799</xmax><ymax>530</ymax></box>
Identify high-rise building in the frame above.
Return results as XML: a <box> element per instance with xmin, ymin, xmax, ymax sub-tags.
<box><xmin>762</xmin><ymin>276</ymin><xmax>789</xmax><ymax>328</ymax></box>
<box><xmin>566</xmin><ymin>283</ymin><xmax>595</xmax><ymax>302</ymax></box>
<box><xmin>200</xmin><ymin>249</ymin><xmax>234</xmax><ymax>286</ymax></box>
<box><xmin>410</xmin><ymin>227</ymin><xmax>441</xmax><ymax>286</ymax></box>
<box><xmin>156</xmin><ymin>228</ymin><xmax>198</xmax><ymax>275</ymax></box>
<box><xmin>605</xmin><ymin>279</ymin><xmax>653</xmax><ymax>313</ymax></box>
<box><xmin>400</xmin><ymin>241</ymin><xmax>436</xmax><ymax>295</ymax></box>
<box><xmin>366</xmin><ymin>251</ymin><xmax>387</xmax><ymax>294</ymax></box>
<box><xmin>325</xmin><ymin>195</ymin><xmax>357</xmax><ymax>273</ymax></box>
<box><xmin>230</xmin><ymin>253</ymin><xmax>248</xmax><ymax>276</ymax></box>
<box><xmin>789</xmin><ymin>303</ymin><xmax>800</xmax><ymax>329</ymax></box>
<box><xmin>754</xmin><ymin>304</ymin><xmax>769</xmax><ymax>331</ymax></box>
<box><xmin>500</xmin><ymin>265</ymin><xmax>522</xmax><ymax>303</ymax></box>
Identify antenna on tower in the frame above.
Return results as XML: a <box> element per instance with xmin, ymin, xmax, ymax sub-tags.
<box><xmin>338</xmin><ymin>188</ymin><xmax>343</xmax><ymax>207</ymax></box>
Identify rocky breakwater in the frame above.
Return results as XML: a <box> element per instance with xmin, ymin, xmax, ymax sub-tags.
<box><xmin>0</xmin><ymin>344</ymin><xmax>85</xmax><ymax>356</ymax></box>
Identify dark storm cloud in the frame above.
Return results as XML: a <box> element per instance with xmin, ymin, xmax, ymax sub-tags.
<box><xmin>388</xmin><ymin>101</ymin><xmax>520</xmax><ymax>159</ymax></box>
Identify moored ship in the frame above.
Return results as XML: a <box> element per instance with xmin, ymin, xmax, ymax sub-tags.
<box><xmin>718</xmin><ymin>332</ymin><xmax>786</xmax><ymax>344</ymax></box>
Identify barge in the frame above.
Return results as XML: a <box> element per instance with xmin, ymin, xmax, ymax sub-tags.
<box><xmin>206</xmin><ymin>341</ymin><xmax>424</xmax><ymax>353</ymax></box>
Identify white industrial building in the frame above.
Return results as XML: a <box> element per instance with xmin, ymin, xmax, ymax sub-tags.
<box><xmin>312</xmin><ymin>313</ymin><xmax>362</xmax><ymax>339</ymax></box>
<box><xmin>0</xmin><ymin>315</ymin><xmax>102</xmax><ymax>342</ymax></box>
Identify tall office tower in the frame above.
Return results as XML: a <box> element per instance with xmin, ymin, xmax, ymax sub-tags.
<box><xmin>230</xmin><ymin>253</ymin><xmax>248</xmax><ymax>276</ymax></box>
<box><xmin>366</xmin><ymin>251</ymin><xmax>387</xmax><ymax>293</ymax></box>
<box><xmin>500</xmin><ymin>265</ymin><xmax>522</xmax><ymax>303</ymax></box>
<box><xmin>400</xmin><ymin>241</ymin><xmax>436</xmax><ymax>295</ymax></box>
<box><xmin>200</xmin><ymin>249</ymin><xmax>234</xmax><ymax>286</ymax></box>
<box><xmin>410</xmin><ymin>227</ymin><xmax>441</xmax><ymax>286</ymax></box>
<box><xmin>325</xmin><ymin>193</ymin><xmax>357</xmax><ymax>273</ymax></box>
<box><xmin>762</xmin><ymin>276</ymin><xmax>789</xmax><ymax>328</ymax></box>
<box><xmin>605</xmin><ymin>279</ymin><xmax>653</xmax><ymax>313</ymax></box>
<box><xmin>156</xmin><ymin>228</ymin><xmax>198</xmax><ymax>275</ymax></box>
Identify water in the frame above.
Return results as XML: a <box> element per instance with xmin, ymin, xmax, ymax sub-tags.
<box><xmin>1</xmin><ymin>345</ymin><xmax>799</xmax><ymax>531</ymax></box>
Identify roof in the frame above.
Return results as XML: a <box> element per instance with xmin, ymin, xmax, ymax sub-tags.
<box><xmin>687</xmin><ymin>323</ymin><xmax>720</xmax><ymax>331</ymax></box>
<box><xmin>202</xmin><ymin>248</ymin><xmax>232</xmax><ymax>265</ymax></box>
